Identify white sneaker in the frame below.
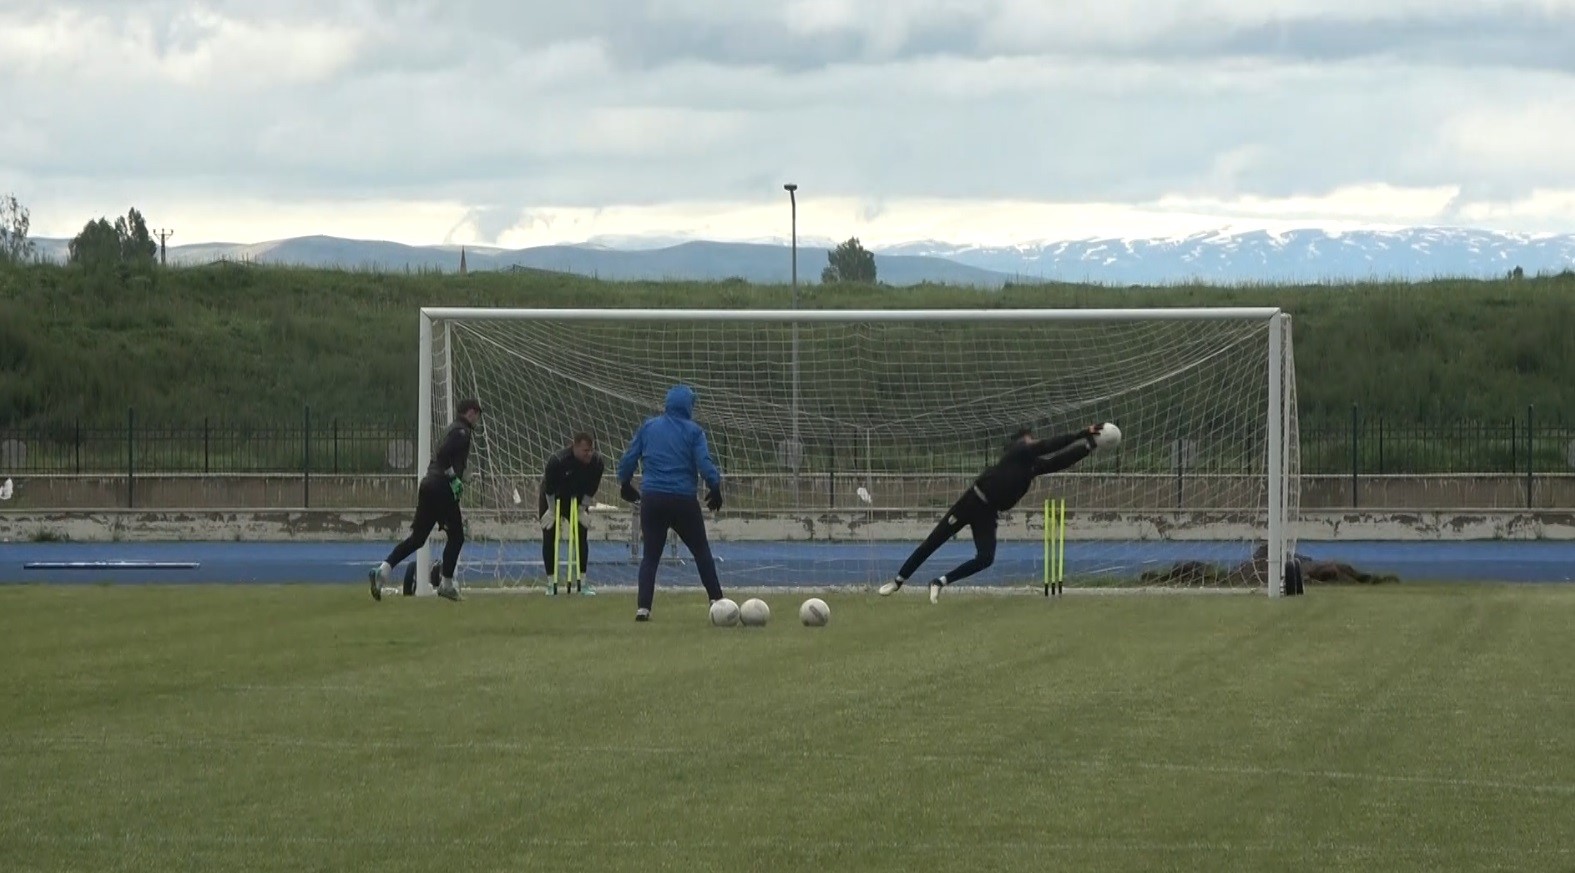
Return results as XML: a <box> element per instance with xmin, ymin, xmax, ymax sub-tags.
<box><xmin>929</xmin><ymin>580</ymin><xmax>944</xmax><ymax>604</ymax></box>
<box><xmin>437</xmin><ymin>581</ymin><xmax>463</xmax><ymax>601</ymax></box>
<box><xmin>878</xmin><ymin>578</ymin><xmax>904</xmax><ymax>596</ymax></box>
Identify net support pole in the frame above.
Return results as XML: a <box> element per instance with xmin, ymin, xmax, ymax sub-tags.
<box><xmin>1266</xmin><ymin>311</ymin><xmax>1286</xmax><ymax>599</ymax></box>
<box><xmin>415</xmin><ymin>311</ymin><xmax>434</xmax><ymax>594</ymax></box>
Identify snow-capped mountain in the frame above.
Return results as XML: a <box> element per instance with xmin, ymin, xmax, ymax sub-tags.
<box><xmin>26</xmin><ymin>226</ymin><xmax>1575</xmax><ymax>286</ymax></box>
<box><xmin>879</xmin><ymin>227</ymin><xmax>1575</xmax><ymax>284</ymax></box>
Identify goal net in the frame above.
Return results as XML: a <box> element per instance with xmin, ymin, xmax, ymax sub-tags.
<box><xmin>413</xmin><ymin>308</ymin><xmax>1300</xmax><ymax>596</ymax></box>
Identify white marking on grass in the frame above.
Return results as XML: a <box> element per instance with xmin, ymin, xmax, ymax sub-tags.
<box><xmin>7</xmin><ymin>830</ymin><xmax>1571</xmax><ymax>858</ymax></box>
<box><xmin>18</xmin><ymin>733</ymin><xmax>1574</xmax><ymax>797</ymax></box>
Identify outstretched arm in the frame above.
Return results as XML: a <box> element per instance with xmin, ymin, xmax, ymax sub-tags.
<box><xmin>585</xmin><ymin>455</ymin><xmax>604</xmax><ymax>499</ymax></box>
<box><xmin>1025</xmin><ymin>427</ymin><xmax>1097</xmax><ymax>457</ymax></box>
<box><xmin>1032</xmin><ymin>441</ymin><xmax>1093</xmax><ymax>477</ymax></box>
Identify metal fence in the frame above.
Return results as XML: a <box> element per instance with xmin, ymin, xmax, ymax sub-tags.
<box><xmin>1</xmin><ymin>405</ymin><xmax>1572</xmax><ymax>477</ymax></box>
<box><xmin>0</xmin><ymin>410</ymin><xmax>412</xmax><ymax>476</ymax></box>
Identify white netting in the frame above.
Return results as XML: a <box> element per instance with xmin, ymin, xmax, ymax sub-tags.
<box><xmin>421</xmin><ymin>310</ymin><xmax>1299</xmax><ymax>593</ymax></box>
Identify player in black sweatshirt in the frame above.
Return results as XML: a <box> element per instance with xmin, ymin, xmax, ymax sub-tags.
<box><xmin>368</xmin><ymin>399</ymin><xmax>482</xmax><ymax>602</ymax></box>
<box><xmin>538</xmin><ymin>432</ymin><xmax>605</xmax><ymax>594</ymax></box>
<box><xmin>879</xmin><ymin>423</ymin><xmax>1112</xmax><ymax>604</ymax></box>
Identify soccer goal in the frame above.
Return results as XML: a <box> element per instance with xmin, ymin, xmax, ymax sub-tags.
<box><xmin>412</xmin><ymin>307</ymin><xmax>1300</xmax><ymax>597</ymax></box>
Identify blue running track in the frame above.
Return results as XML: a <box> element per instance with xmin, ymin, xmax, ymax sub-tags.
<box><xmin>3</xmin><ymin>540</ymin><xmax>1573</xmax><ymax>586</ymax></box>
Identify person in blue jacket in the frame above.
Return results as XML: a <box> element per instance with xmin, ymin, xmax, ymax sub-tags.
<box><xmin>616</xmin><ymin>384</ymin><xmax>726</xmax><ymax>621</ymax></box>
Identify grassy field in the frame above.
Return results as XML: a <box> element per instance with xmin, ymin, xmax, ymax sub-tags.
<box><xmin>3</xmin><ymin>260</ymin><xmax>1575</xmax><ymax>430</ymax></box>
<box><xmin>2</xmin><ymin>583</ymin><xmax>1572</xmax><ymax>872</ymax></box>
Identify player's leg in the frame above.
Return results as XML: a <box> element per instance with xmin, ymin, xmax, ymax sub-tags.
<box><xmin>635</xmin><ymin>494</ymin><xmax>673</xmax><ymax>621</ymax></box>
<box><xmin>929</xmin><ymin>513</ymin><xmax>998</xmax><ymax>604</ymax></box>
<box><xmin>541</xmin><ymin>496</ymin><xmax>563</xmax><ymax>593</ymax></box>
<box><xmin>541</xmin><ymin>521</ymin><xmax>556</xmax><ymax>589</ymax></box>
<box><xmin>434</xmin><ymin>496</ymin><xmax>465</xmax><ymax>601</ymax></box>
<box><xmin>369</xmin><ymin>481</ymin><xmax>440</xmax><ymax>601</ymax></box>
<box><xmin>880</xmin><ymin>492</ymin><xmax>972</xmax><ymax>596</ymax></box>
<box><xmin>668</xmin><ymin>496</ymin><xmax>724</xmax><ymax>603</ymax></box>
<box><xmin>576</xmin><ymin>519</ymin><xmax>594</xmax><ymax>596</ymax></box>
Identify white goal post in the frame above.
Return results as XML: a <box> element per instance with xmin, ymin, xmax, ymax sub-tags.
<box><xmin>412</xmin><ymin>307</ymin><xmax>1299</xmax><ymax>597</ymax></box>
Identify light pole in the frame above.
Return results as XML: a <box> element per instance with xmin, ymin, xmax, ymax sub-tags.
<box><xmin>783</xmin><ymin>183</ymin><xmax>801</xmax><ymax>482</ymax></box>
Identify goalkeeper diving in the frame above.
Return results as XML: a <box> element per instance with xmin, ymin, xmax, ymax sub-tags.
<box><xmin>880</xmin><ymin>422</ymin><xmax>1120</xmax><ymax>603</ymax></box>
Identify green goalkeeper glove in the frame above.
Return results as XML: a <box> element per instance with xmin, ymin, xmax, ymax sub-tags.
<box><xmin>450</xmin><ymin>479</ymin><xmax>464</xmax><ymax>501</ymax></box>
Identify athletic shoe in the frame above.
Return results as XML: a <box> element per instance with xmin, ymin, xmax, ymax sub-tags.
<box><xmin>437</xmin><ymin>582</ymin><xmax>463</xmax><ymax>602</ymax></box>
<box><xmin>368</xmin><ymin>567</ymin><xmax>384</xmax><ymax>602</ymax></box>
<box><xmin>635</xmin><ymin>608</ymin><xmax>650</xmax><ymax>622</ymax></box>
<box><xmin>878</xmin><ymin>578</ymin><xmax>904</xmax><ymax>596</ymax></box>
<box><xmin>929</xmin><ymin>579</ymin><xmax>944</xmax><ymax>604</ymax></box>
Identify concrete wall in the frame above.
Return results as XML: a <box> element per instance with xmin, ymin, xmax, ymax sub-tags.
<box><xmin>3</xmin><ymin>472</ymin><xmax>1571</xmax><ymax>544</ymax></box>
<box><xmin>5</xmin><ymin>507</ymin><xmax>1575</xmax><ymax>544</ymax></box>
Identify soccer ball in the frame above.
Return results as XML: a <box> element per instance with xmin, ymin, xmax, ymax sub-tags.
<box><xmin>799</xmin><ymin>597</ymin><xmax>830</xmax><ymax>627</ymax></box>
<box><xmin>739</xmin><ymin>598</ymin><xmax>770</xmax><ymax>627</ymax></box>
<box><xmin>1094</xmin><ymin>422</ymin><xmax>1122</xmax><ymax>450</ymax></box>
<box><xmin>709</xmin><ymin>598</ymin><xmax>740</xmax><ymax>627</ymax></box>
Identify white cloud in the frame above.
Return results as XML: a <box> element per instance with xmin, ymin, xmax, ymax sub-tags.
<box><xmin>4</xmin><ymin>0</ymin><xmax>1575</xmax><ymax>245</ymax></box>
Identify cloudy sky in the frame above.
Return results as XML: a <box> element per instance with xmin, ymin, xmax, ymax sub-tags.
<box><xmin>3</xmin><ymin>0</ymin><xmax>1575</xmax><ymax>247</ymax></box>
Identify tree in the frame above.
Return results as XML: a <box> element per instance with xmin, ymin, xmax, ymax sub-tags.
<box><xmin>115</xmin><ymin>207</ymin><xmax>156</xmax><ymax>266</ymax></box>
<box><xmin>0</xmin><ymin>193</ymin><xmax>34</xmax><ymax>264</ymax></box>
<box><xmin>69</xmin><ymin>218</ymin><xmax>122</xmax><ymax>270</ymax></box>
<box><xmin>821</xmin><ymin>236</ymin><xmax>877</xmax><ymax>284</ymax></box>
<box><xmin>69</xmin><ymin>208</ymin><xmax>157</xmax><ymax>273</ymax></box>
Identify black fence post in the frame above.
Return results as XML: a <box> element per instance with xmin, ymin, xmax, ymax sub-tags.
<box><xmin>127</xmin><ymin>407</ymin><xmax>135</xmax><ymax>509</ymax></box>
<box><xmin>1526</xmin><ymin>404</ymin><xmax>1534</xmax><ymax>509</ymax></box>
<box><xmin>1377</xmin><ymin>416</ymin><xmax>1385</xmax><ymax>475</ymax></box>
<box><xmin>304</xmin><ymin>405</ymin><xmax>312</xmax><ymax>508</ymax></box>
<box><xmin>1350</xmin><ymin>404</ymin><xmax>1359</xmax><ymax>509</ymax></box>
<box><xmin>1510</xmin><ymin>416</ymin><xmax>1517</xmax><ymax>473</ymax></box>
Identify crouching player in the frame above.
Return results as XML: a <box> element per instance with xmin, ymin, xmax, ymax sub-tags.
<box><xmin>539</xmin><ymin>432</ymin><xmax>604</xmax><ymax>594</ymax></box>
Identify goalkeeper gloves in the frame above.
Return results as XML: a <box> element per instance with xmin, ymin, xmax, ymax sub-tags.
<box><xmin>620</xmin><ymin>481</ymin><xmax>641</xmax><ymax>503</ymax></box>
<box><xmin>539</xmin><ymin>509</ymin><xmax>555</xmax><ymax>530</ymax></box>
<box><xmin>705</xmin><ymin>487</ymin><xmax>723</xmax><ymax>512</ymax></box>
<box><xmin>450</xmin><ymin>478</ymin><xmax>464</xmax><ymax>501</ymax></box>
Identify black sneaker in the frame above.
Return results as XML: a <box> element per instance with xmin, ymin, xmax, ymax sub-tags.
<box><xmin>635</xmin><ymin>608</ymin><xmax>651</xmax><ymax>622</ymax></box>
<box><xmin>368</xmin><ymin>569</ymin><xmax>383</xmax><ymax>602</ymax></box>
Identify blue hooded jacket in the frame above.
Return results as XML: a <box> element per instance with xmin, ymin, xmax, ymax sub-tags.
<box><xmin>617</xmin><ymin>385</ymin><xmax>723</xmax><ymax>496</ymax></box>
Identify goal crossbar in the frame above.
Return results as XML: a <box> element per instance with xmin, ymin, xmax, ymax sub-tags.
<box><xmin>421</xmin><ymin>307</ymin><xmax>1284</xmax><ymax>323</ymax></box>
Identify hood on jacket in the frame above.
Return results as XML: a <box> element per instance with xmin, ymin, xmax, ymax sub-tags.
<box><xmin>664</xmin><ymin>385</ymin><xmax>696</xmax><ymax>419</ymax></box>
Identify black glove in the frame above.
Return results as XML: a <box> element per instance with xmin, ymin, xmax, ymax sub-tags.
<box><xmin>705</xmin><ymin>487</ymin><xmax>723</xmax><ymax>512</ymax></box>
<box><xmin>620</xmin><ymin>481</ymin><xmax>641</xmax><ymax>503</ymax></box>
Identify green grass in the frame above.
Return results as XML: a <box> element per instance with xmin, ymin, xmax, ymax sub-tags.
<box><xmin>3</xmin><ymin>260</ymin><xmax>1575</xmax><ymax>431</ymax></box>
<box><xmin>3</xmin><ymin>584</ymin><xmax>1572</xmax><ymax>872</ymax></box>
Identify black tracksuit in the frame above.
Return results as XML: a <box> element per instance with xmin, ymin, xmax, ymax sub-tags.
<box><xmin>384</xmin><ymin>418</ymin><xmax>473</xmax><ymax>578</ymax></box>
<box><xmin>897</xmin><ymin>430</ymin><xmax>1094</xmax><ymax>585</ymax></box>
<box><xmin>539</xmin><ymin>446</ymin><xmax>605</xmax><ymax>576</ymax></box>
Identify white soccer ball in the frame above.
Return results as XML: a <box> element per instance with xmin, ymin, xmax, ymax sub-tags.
<box><xmin>739</xmin><ymin>598</ymin><xmax>770</xmax><ymax>627</ymax></box>
<box><xmin>1094</xmin><ymin>422</ymin><xmax>1122</xmax><ymax>449</ymax></box>
<box><xmin>709</xmin><ymin>598</ymin><xmax>740</xmax><ymax>627</ymax></box>
<box><xmin>799</xmin><ymin>597</ymin><xmax>830</xmax><ymax>627</ymax></box>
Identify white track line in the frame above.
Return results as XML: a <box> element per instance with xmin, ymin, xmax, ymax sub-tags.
<box><xmin>4</xmin><ymin>831</ymin><xmax>1569</xmax><ymax>858</ymax></box>
<box><xmin>13</xmin><ymin>733</ymin><xmax>1572</xmax><ymax>797</ymax></box>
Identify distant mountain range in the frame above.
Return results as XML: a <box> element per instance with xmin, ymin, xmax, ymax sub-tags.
<box><xmin>28</xmin><ymin>226</ymin><xmax>1575</xmax><ymax>286</ymax></box>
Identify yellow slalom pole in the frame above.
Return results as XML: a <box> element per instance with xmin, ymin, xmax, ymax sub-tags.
<box><xmin>1043</xmin><ymin>498</ymin><xmax>1050</xmax><ymax>596</ymax></box>
<box><xmin>1056</xmin><ymin>499</ymin><xmax>1066</xmax><ymax>595</ymax></box>
<box><xmin>569</xmin><ymin>497</ymin><xmax>581</xmax><ymax>594</ymax></box>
